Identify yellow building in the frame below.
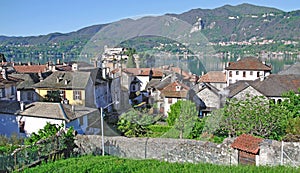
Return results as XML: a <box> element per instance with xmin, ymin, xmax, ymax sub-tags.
<box><xmin>33</xmin><ymin>70</ymin><xmax>99</xmax><ymax>107</ymax></box>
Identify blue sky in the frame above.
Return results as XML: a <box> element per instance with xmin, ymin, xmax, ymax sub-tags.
<box><xmin>0</xmin><ymin>0</ymin><xmax>299</xmax><ymax>36</ymax></box>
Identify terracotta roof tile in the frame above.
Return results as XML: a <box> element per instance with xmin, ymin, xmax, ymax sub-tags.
<box><xmin>14</xmin><ymin>65</ymin><xmax>48</xmax><ymax>73</ymax></box>
<box><xmin>123</xmin><ymin>68</ymin><xmax>163</xmax><ymax>77</ymax></box>
<box><xmin>199</xmin><ymin>71</ymin><xmax>226</xmax><ymax>83</ymax></box>
<box><xmin>231</xmin><ymin>134</ymin><xmax>263</xmax><ymax>154</ymax></box>
<box><xmin>225</xmin><ymin>57</ymin><xmax>271</xmax><ymax>71</ymax></box>
<box><xmin>161</xmin><ymin>81</ymin><xmax>190</xmax><ymax>98</ymax></box>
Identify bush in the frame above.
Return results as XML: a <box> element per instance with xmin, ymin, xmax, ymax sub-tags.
<box><xmin>147</xmin><ymin>125</ymin><xmax>172</xmax><ymax>137</ymax></box>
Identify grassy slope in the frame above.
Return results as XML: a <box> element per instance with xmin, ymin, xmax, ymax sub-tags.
<box><xmin>22</xmin><ymin>155</ymin><xmax>299</xmax><ymax>173</ymax></box>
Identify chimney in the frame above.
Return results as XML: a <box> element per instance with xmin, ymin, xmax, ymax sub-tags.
<box><xmin>64</xmin><ymin>79</ymin><xmax>68</xmax><ymax>85</ymax></box>
<box><xmin>1</xmin><ymin>68</ymin><xmax>8</xmax><ymax>80</ymax></box>
<box><xmin>260</xmin><ymin>76</ymin><xmax>265</xmax><ymax>81</ymax></box>
<box><xmin>72</xmin><ymin>63</ymin><xmax>78</xmax><ymax>71</ymax></box>
<box><xmin>56</xmin><ymin>58</ymin><xmax>61</xmax><ymax>65</ymax></box>
<box><xmin>20</xmin><ymin>101</ymin><xmax>25</xmax><ymax>112</ymax></box>
<box><xmin>72</xmin><ymin>105</ymin><xmax>75</xmax><ymax>112</ymax></box>
<box><xmin>38</xmin><ymin>71</ymin><xmax>44</xmax><ymax>81</ymax></box>
<box><xmin>28</xmin><ymin>61</ymin><xmax>31</xmax><ymax>66</ymax></box>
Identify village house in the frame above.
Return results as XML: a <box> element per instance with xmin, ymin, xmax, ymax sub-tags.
<box><xmin>10</xmin><ymin>73</ymin><xmax>41</xmax><ymax>103</ymax></box>
<box><xmin>224</xmin><ymin>74</ymin><xmax>300</xmax><ymax>103</ymax></box>
<box><xmin>32</xmin><ymin>67</ymin><xmax>113</xmax><ymax>109</ymax></box>
<box><xmin>161</xmin><ymin>81</ymin><xmax>190</xmax><ymax>116</ymax></box>
<box><xmin>102</xmin><ymin>46</ymin><xmax>128</xmax><ymax>62</ymax></box>
<box><xmin>198</xmin><ymin>71</ymin><xmax>226</xmax><ymax>90</ymax></box>
<box><xmin>193</xmin><ymin>83</ymin><xmax>221</xmax><ymax>117</ymax></box>
<box><xmin>0</xmin><ymin>100</ymin><xmax>109</xmax><ymax>137</ymax></box>
<box><xmin>225</xmin><ymin>57</ymin><xmax>272</xmax><ymax>85</ymax></box>
<box><xmin>0</xmin><ymin>68</ymin><xmax>22</xmax><ymax>101</ymax></box>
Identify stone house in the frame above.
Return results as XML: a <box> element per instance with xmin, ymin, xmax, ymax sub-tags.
<box><xmin>224</xmin><ymin>74</ymin><xmax>300</xmax><ymax>103</ymax></box>
<box><xmin>194</xmin><ymin>83</ymin><xmax>221</xmax><ymax>116</ymax></box>
<box><xmin>199</xmin><ymin>71</ymin><xmax>226</xmax><ymax>91</ymax></box>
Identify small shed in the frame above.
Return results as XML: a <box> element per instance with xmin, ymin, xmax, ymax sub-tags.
<box><xmin>231</xmin><ymin>134</ymin><xmax>263</xmax><ymax>165</ymax></box>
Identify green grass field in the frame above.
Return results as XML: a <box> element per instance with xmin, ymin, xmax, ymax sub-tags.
<box><xmin>21</xmin><ymin>155</ymin><xmax>299</xmax><ymax>173</ymax></box>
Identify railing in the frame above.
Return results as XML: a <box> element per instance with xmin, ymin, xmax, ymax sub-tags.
<box><xmin>0</xmin><ymin>136</ymin><xmax>69</xmax><ymax>172</ymax></box>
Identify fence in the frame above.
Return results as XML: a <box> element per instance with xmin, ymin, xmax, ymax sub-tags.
<box><xmin>0</xmin><ymin>136</ymin><xmax>68</xmax><ymax>172</ymax></box>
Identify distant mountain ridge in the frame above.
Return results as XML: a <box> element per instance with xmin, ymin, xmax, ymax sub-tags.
<box><xmin>0</xmin><ymin>3</ymin><xmax>299</xmax><ymax>49</ymax></box>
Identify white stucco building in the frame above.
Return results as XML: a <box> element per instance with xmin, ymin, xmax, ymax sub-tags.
<box><xmin>225</xmin><ymin>57</ymin><xmax>272</xmax><ymax>85</ymax></box>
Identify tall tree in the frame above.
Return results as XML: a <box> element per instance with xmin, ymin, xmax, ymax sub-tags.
<box><xmin>166</xmin><ymin>100</ymin><xmax>198</xmax><ymax>139</ymax></box>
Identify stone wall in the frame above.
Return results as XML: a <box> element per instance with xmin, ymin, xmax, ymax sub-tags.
<box><xmin>75</xmin><ymin>135</ymin><xmax>300</xmax><ymax>167</ymax></box>
<box><xmin>258</xmin><ymin>140</ymin><xmax>300</xmax><ymax>166</ymax></box>
<box><xmin>75</xmin><ymin>135</ymin><xmax>238</xmax><ymax>165</ymax></box>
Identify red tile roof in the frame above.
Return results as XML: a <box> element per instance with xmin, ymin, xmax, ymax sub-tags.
<box><xmin>199</xmin><ymin>71</ymin><xmax>226</xmax><ymax>83</ymax></box>
<box><xmin>161</xmin><ymin>81</ymin><xmax>190</xmax><ymax>98</ymax></box>
<box><xmin>14</xmin><ymin>65</ymin><xmax>48</xmax><ymax>73</ymax></box>
<box><xmin>231</xmin><ymin>134</ymin><xmax>263</xmax><ymax>154</ymax></box>
<box><xmin>123</xmin><ymin>68</ymin><xmax>163</xmax><ymax>77</ymax></box>
<box><xmin>225</xmin><ymin>57</ymin><xmax>271</xmax><ymax>71</ymax></box>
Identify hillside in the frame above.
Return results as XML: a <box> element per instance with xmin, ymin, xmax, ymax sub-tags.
<box><xmin>0</xmin><ymin>3</ymin><xmax>299</xmax><ymax>64</ymax></box>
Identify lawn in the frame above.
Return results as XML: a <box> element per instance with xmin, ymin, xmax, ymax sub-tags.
<box><xmin>21</xmin><ymin>155</ymin><xmax>299</xmax><ymax>173</ymax></box>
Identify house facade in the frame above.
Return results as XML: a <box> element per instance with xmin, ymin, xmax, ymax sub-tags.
<box><xmin>225</xmin><ymin>57</ymin><xmax>271</xmax><ymax>85</ymax></box>
<box><xmin>161</xmin><ymin>81</ymin><xmax>190</xmax><ymax>116</ymax></box>
<box><xmin>195</xmin><ymin>83</ymin><xmax>220</xmax><ymax>116</ymax></box>
<box><xmin>0</xmin><ymin>69</ymin><xmax>22</xmax><ymax>101</ymax></box>
<box><xmin>10</xmin><ymin>73</ymin><xmax>41</xmax><ymax>103</ymax></box>
<box><xmin>0</xmin><ymin>101</ymin><xmax>100</xmax><ymax>136</ymax></box>
<box><xmin>199</xmin><ymin>71</ymin><xmax>226</xmax><ymax>90</ymax></box>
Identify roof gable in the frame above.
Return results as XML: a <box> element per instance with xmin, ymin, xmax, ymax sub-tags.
<box><xmin>33</xmin><ymin>71</ymin><xmax>91</xmax><ymax>89</ymax></box>
<box><xmin>199</xmin><ymin>71</ymin><xmax>226</xmax><ymax>83</ymax></box>
<box><xmin>161</xmin><ymin>81</ymin><xmax>190</xmax><ymax>98</ymax></box>
<box><xmin>225</xmin><ymin>57</ymin><xmax>271</xmax><ymax>71</ymax></box>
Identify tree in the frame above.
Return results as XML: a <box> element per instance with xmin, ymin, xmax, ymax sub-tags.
<box><xmin>282</xmin><ymin>89</ymin><xmax>300</xmax><ymax>118</ymax></box>
<box><xmin>166</xmin><ymin>100</ymin><xmax>198</xmax><ymax>139</ymax></box>
<box><xmin>218</xmin><ymin>95</ymin><xmax>292</xmax><ymax>140</ymax></box>
<box><xmin>117</xmin><ymin>109</ymin><xmax>160</xmax><ymax>137</ymax></box>
<box><xmin>43</xmin><ymin>90</ymin><xmax>61</xmax><ymax>102</ymax></box>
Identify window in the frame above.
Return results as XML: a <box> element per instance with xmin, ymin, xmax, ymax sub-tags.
<box><xmin>19</xmin><ymin>121</ymin><xmax>25</xmax><ymax>133</ymax></box>
<box><xmin>257</xmin><ymin>72</ymin><xmax>260</xmax><ymax>77</ymax></box>
<box><xmin>11</xmin><ymin>86</ymin><xmax>15</xmax><ymax>95</ymax></box>
<box><xmin>236</xmin><ymin>71</ymin><xmax>239</xmax><ymax>75</ymax></box>
<box><xmin>0</xmin><ymin>88</ymin><xmax>5</xmax><ymax>98</ymax></box>
<box><xmin>243</xmin><ymin>71</ymin><xmax>246</xmax><ymax>77</ymax></box>
<box><xmin>132</xmin><ymin>85</ymin><xmax>136</xmax><ymax>91</ymax></box>
<box><xmin>250</xmin><ymin>71</ymin><xmax>253</xmax><ymax>76</ymax></box>
<box><xmin>168</xmin><ymin>98</ymin><xmax>172</xmax><ymax>104</ymax></box>
<box><xmin>73</xmin><ymin>90</ymin><xmax>82</xmax><ymax>100</ymax></box>
<box><xmin>27</xmin><ymin>92</ymin><xmax>33</xmax><ymax>101</ymax></box>
<box><xmin>229</xmin><ymin>71</ymin><xmax>232</xmax><ymax>77</ymax></box>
